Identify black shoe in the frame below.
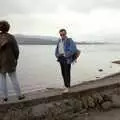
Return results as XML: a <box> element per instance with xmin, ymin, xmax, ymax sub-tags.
<box><xmin>2</xmin><ymin>98</ymin><xmax>8</xmax><ymax>102</ymax></box>
<box><xmin>18</xmin><ymin>95</ymin><xmax>25</xmax><ymax>100</ymax></box>
<box><xmin>4</xmin><ymin>98</ymin><xmax>8</xmax><ymax>102</ymax></box>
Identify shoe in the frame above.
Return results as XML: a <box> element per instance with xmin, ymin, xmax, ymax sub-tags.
<box><xmin>3</xmin><ymin>98</ymin><xmax>8</xmax><ymax>102</ymax></box>
<box><xmin>18</xmin><ymin>95</ymin><xmax>25</xmax><ymax>100</ymax></box>
<box><xmin>0</xmin><ymin>98</ymin><xmax>8</xmax><ymax>103</ymax></box>
<box><xmin>63</xmin><ymin>88</ymin><xmax>69</xmax><ymax>93</ymax></box>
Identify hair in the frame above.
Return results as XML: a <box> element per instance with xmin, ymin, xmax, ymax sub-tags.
<box><xmin>0</xmin><ymin>20</ymin><xmax>10</xmax><ymax>33</ymax></box>
<box><xmin>59</xmin><ymin>28</ymin><xmax>67</xmax><ymax>33</ymax></box>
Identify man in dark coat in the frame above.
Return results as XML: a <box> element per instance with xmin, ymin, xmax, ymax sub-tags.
<box><xmin>55</xmin><ymin>29</ymin><xmax>78</xmax><ymax>93</ymax></box>
<box><xmin>0</xmin><ymin>20</ymin><xmax>25</xmax><ymax>102</ymax></box>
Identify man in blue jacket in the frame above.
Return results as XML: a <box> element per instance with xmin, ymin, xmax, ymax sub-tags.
<box><xmin>55</xmin><ymin>29</ymin><xmax>77</xmax><ymax>92</ymax></box>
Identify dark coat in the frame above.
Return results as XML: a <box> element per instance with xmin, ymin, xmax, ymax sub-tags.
<box><xmin>0</xmin><ymin>33</ymin><xmax>19</xmax><ymax>73</ymax></box>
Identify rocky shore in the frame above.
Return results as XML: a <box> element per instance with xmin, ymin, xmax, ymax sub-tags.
<box><xmin>112</xmin><ymin>60</ymin><xmax>120</xmax><ymax>64</ymax></box>
<box><xmin>1</xmin><ymin>72</ymin><xmax>120</xmax><ymax>120</ymax></box>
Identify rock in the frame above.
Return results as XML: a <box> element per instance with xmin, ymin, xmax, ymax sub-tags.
<box><xmin>64</xmin><ymin>99</ymin><xmax>72</xmax><ymax>106</ymax></box>
<box><xmin>87</xmin><ymin>96</ymin><xmax>95</xmax><ymax>108</ymax></box>
<box><xmin>4</xmin><ymin>108</ymin><xmax>33</xmax><ymax>120</ymax></box>
<box><xmin>79</xmin><ymin>109</ymin><xmax>87</xmax><ymax>114</ymax></box>
<box><xmin>58</xmin><ymin>112</ymin><xmax>80</xmax><ymax>120</ymax></box>
<box><xmin>32</xmin><ymin>103</ymin><xmax>54</xmax><ymax>117</ymax></box>
<box><xmin>98</xmin><ymin>69</ymin><xmax>103</xmax><ymax>72</ymax></box>
<box><xmin>102</xmin><ymin>94</ymin><xmax>112</xmax><ymax>102</ymax></box>
<box><xmin>92</xmin><ymin>93</ymin><xmax>103</xmax><ymax>104</ymax></box>
<box><xmin>101</xmin><ymin>101</ymin><xmax>112</xmax><ymax>110</ymax></box>
<box><xmin>67</xmin><ymin>99</ymin><xmax>83</xmax><ymax>113</ymax></box>
<box><xmin>111</xmin><ymin>94</ymin><xmax>120</xmax><ymax>108</ymax></box>
<box><xmin>81</xmin><ymin>97</ymin><xmax>88</xmax><ymax>109</ymax></box>
<box><xmin>78</xmin><ymin>100</ymin><xmax>83</xmax><ymax>110</ymax></box>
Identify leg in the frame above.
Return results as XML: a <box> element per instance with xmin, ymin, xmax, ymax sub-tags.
<box><xmin>60</xmin><ymin>62</ymin><xmax>65</xmax><ymax>81</ymax></box>
<box><xmin>64</xmin><ymin>63</ymin><xmax>71</xmax><ymax>88</ymax></box>
<box><xmin>60</xmin><ymin>62</ymin><xmax>71</xmax><ymax>88</ymax></box>
<box><xmin>8</xmin><ymin>72</ymin><xmax>22</xmax><ymax>97</ymax></box>
<box><xmin>66</xmin><ymin>64</ymin><xmax>71</xmax><ymax>88</ymax></box>
<box><xmin>60</xmin><ymin>61</ymin><xmax>70</xmax><ymax>88</ymax></box>
<box><xmin>0</xmin><ymin>73</ymin><xmax>8</xmax><ymax>98</ymax></box>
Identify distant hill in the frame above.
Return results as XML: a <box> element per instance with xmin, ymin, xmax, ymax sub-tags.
<box><xmin>15</xmin><ymin>34</ymin><xmax>112</xmax><ymax>45</ymax></box>
<box><xmin>76</xmin><ymin>41</ymin><xmax>110</xmax><ymax>45</ymax></box>
<box><xmin>15</xmin><ymin>34</ymin><xmax>58</xmax><ymax>45</ymax></box>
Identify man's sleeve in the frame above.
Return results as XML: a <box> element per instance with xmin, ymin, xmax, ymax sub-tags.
<box><xmin>65</xmin><ymin>38</ymin><xmax>77</xmax><ymax>58</ymax></box>
<box><xmin>55</xmin><ymin>40</ymin><xmax>59</xmax><ymax>58</ymax></box>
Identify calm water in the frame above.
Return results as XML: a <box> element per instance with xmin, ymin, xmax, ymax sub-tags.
<box><xmin>1</xmin><ymin>44</ymin><xmax>120</xmax><ymax>95</ymax></box>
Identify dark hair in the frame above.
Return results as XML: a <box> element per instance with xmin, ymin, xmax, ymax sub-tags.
<box><xmin>0</xmin><ymin>20</ymin><xmax>10</xmax><ymax>33</ymax></box>
<box><xmin>59</xmin><ymin>28</ymin><xmax>67</xmax><ymax>33</ymax></box>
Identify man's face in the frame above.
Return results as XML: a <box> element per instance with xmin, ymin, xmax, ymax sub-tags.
<box><xmin>59</xmin><ymin>31</ymin><xmax>67</xmax><ymax>40</ymax></box>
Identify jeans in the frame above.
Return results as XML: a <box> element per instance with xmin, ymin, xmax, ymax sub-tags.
<box><xmin>59</xmin><ymin>56</ymin><xmax>71</xmax><ymax>88</ymax></box>
<box><xmin>0</xmin><ymin>72</ymin><xmax>22</xmax><ymax>98</ymax></box>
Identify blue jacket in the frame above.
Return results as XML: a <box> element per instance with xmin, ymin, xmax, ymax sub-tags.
<box><xmin>55</xmin><ymin>38</ymin><xmax>77</xmax><ymax>64</ymax></box>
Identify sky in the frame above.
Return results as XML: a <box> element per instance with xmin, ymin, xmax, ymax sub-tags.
<box><xmin>0</xmin><ymin>0</ymin><xmax>120</xmax><ymax>41</ymax></box>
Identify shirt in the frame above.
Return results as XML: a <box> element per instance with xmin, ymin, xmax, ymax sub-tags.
<box><xmin>58</xmin><ymin>39</ymin><xmax>65</xmax><ymax>55</ymax></box>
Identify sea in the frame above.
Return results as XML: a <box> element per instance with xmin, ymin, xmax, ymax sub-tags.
<box><xmin>1</xmin><ymin>44</ymin><xmax>120</xmax><ymax>95</ymax></box>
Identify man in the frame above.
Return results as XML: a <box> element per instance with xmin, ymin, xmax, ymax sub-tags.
<box><xmin>55</xmin><ymin>29</ymin><xmax>77</xmax><ymax>92</ymax></box>
<box><xmin>0</xmin><ymin>20</ymin><xmax>25</xmax><ymax>102</ymax></box>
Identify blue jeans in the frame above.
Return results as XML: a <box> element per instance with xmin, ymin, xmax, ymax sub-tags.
<box><xmin>0</xmin><ymin>72</ymin><xmax>22</xmax><ymax>98</ymax></box>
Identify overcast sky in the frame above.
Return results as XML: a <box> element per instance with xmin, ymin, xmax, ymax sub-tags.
<box><xmin>0</xmin><ymin>0</ymin><xmax>120</xmax><ymax>41</ymax></box>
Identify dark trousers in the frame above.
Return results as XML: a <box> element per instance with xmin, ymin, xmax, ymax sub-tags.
<box><xmin>60</xmin><ymin>61</ymin><xmax>71</xmax><ymax>88</ymax></box>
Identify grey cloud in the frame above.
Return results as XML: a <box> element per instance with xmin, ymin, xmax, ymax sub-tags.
<box><xmin>0</xmin><ymin>0</ymin><xmax>62</xmax><ymax>16</ymax></box>
<box><xmin>66</xmin><ymin>0</ymin><xmax>120</xmax><ymax>12</ymax></box>
<box><xmin>0</xmin><ymin>0</ymin><xmax>120</xmax><ymax>17</ymax></box>
<box><xmin>0</xmin><ymin>0</ymin><xmax>25</xmax><ymax>16</ymax></box>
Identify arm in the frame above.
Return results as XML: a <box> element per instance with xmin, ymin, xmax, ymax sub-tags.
<box><xmin>11</xmin><ymin>36</ymin><xmax>19</xmax><ymax>60</ymax></box>
<box><xmin>55</xmin><ymin>46</ymin><xmax>58</xmax><ymax>58</ymax></box>
<box><xmin>55</xmin><ymin>40</ymin><xmax>60</xmax><ymax>58</ymax></box>
<box><xmin>65</xmin><ymin>38</ymin><xmax>77</xmax><ymax>58</ymax></box>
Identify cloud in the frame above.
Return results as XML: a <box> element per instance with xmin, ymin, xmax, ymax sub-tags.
<box><xmin>0</xmin><ymin>0</ymin><xmax>62</xmax><ymax>16</ymax></box>
<box><xmin>0</xmin><ymin>0</ymin><xmax>120</xmax><ymax>42</ymax></box>
<box><xmin>0</xmin><ymin>0</ymin><xmax>120</xmax><ymax>16</ymax></box>
<box><xmin>66</xmin><ymin>0</ymin><xmax>120</xmax><ymax>12</ymax></box>
<box><xmin>1</xmin><ymin>8</ymin><xmax>120</xmax><ymax>37</ymax></box>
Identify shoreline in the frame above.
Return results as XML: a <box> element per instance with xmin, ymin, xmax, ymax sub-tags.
<box><xmin>0</xmin><ymin>71</ymin><xmax>120</xmax><ymax>119</ymax></box>
<box><xmin>72</xmin><ymin>71</ymin><xmax>120</xmax><ymax>88</ymax></box>
<box><xmin>112</xmin><ymin>60</ymin><xmax>120</xmax><ymax>64</ymax></box>
<box><xmin>1</xmin><ymin>71</ymin><xmax>120</xmax><ymax>105</ymax></box>
<box><xmin>8</xmin><ymin>69</ymin><xmax>120</xmax><ymax>97</ymax></box>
